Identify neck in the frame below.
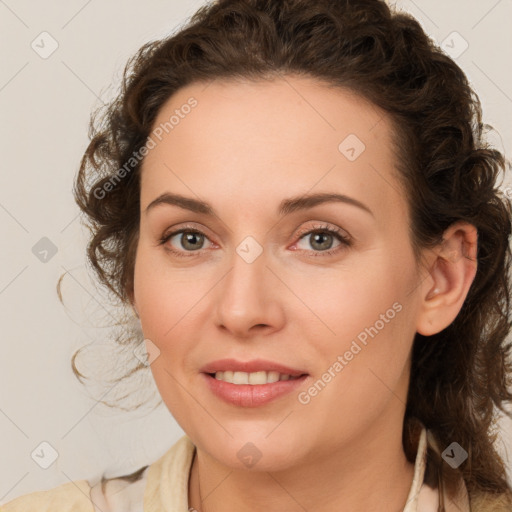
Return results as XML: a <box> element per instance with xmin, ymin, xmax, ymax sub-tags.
<box><xmin>187</xmin><ymin>418</ymin><xmax>416</xmax><ymax>512</ymax></box>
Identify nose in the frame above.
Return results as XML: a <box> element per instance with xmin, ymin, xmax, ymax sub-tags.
<box><xmin>213</xmin><ymin>244</ymin><xmax>285</xmax><ymax>339</ymax></box>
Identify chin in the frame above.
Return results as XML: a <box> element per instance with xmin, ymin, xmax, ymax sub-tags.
<box><xmin>195</xmin><ymin>429</ymin><xmax>307</xmax><ymax>472</ymax></box>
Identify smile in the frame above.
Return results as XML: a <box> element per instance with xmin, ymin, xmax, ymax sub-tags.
<box><xmin>211</xmin><ymin>370</ymin><xmax>303</xmax><ymax>385</ymax></box>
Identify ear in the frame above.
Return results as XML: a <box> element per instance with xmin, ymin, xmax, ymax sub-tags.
<box><xmin>415</xmin><ymin>221</ymin><xmax>478</xmax><ymax>336</ymax></box>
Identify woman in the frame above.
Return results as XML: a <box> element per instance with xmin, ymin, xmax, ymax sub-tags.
<box><xmin>2</xmin><ymin>0</ymin><xmax>511</xmax><ymax>510</ymax></box>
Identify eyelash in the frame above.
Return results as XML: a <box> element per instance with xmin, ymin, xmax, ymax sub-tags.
<box><xmin>158</xmin><ymin>223</ymin><xmax>352</xmax><ymax>259</ymax></box>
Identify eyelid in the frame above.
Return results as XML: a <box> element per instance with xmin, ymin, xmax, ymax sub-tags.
<box><xmin>159</xmin><ymin>222</ymin><xmax>215</xmax><ymax>243</ymax></box>
<box><xmin>294</xmin><ymin>222</ymin><xmax>351</xmax><ymax>241</ymax></box>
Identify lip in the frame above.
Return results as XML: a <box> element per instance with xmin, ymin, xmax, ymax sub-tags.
<box><xmin>201</xmin><ymin>372</ymin><xmax>309</xmax><ymax>407</ymax></box>
<box><xmin>200</xmin><ymin>358</ymin><xmax>307</xmax><ymax>377</ymax></box>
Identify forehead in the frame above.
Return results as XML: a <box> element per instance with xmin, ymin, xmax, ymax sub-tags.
<box><xmin>140</xmin><ymin>75</ymin><xmax>406</xmax><ymax>222</ymax></box>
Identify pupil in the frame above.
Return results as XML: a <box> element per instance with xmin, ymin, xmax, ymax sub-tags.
<box><xmin>183</xmin><ymin>232</ymin><xmax>202</xmax><ymax>250</ymax></box>
<box><xmin>312</xmin><ymin>232</ymin><xmax>332</xmax><ymax>250</ymax></box>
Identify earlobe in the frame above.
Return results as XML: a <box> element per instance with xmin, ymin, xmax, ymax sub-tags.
<box><xmin>416</xmin><ymin>221</ymin><xmax>478</xmax><ymax>336</ymax></box>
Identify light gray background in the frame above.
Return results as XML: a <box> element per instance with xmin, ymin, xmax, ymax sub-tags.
<box><xmin>1</xmin><ymin>0</ymin><xmax>511</xmax><ymax>502</ymax></box>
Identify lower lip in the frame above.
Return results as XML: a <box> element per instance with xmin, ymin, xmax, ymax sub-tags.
<box><xmin>202</xmin><ymin>373</ymin><xmax>308</xmax><ymax>407</ymax></box>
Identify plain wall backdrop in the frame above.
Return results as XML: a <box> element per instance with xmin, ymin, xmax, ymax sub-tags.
<box><xmin>1</xmin><ymin>0</ymin><xmax>511</xmax><ymax>502</ymax></box>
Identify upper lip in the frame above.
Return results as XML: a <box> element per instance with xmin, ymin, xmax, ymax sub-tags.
<box><xmin>200</xmin><ymin>358</ymin><xmax>307</xmax><ymax>377</ymax></box>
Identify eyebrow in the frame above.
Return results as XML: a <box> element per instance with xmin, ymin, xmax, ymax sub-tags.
<box><xmin>144</xmin><ymin>191</ymin><xmax>374</xmax><ymax>218</ymax></box>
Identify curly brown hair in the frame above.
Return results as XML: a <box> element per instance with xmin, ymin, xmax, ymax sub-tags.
<box><xmin>62</xmin><ymin>0</ymin><xmax>512</xmax><ymax>505</ymax></box>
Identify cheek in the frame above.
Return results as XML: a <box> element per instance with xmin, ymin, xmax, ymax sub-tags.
<box><xmin>133</xmin><ymin>245</ymin><xmax>207</xmax><ymax>339</ymax></box>
<box><xmin>132</xmin><ymin>246</ymin><xmax>214</xmax><ymax>411</ymax></box>
<box><xmin>300</xmin><ymin>285</ymin><xmax>413</xmax><ymax>442</ymax></box>
<box><xmin>299</xmin><ymin>248</ymin><xmax>416</xmax><ymax>397</ymax></box>
<box><xmin>301</xmin><ymin>261</ymin><xmax>409</xmax><ymax>347</ymax></box>
<box><xmin>133</xmin><ymin>252</ymin><xmax>198</xmax><ymax>418</ymax></box>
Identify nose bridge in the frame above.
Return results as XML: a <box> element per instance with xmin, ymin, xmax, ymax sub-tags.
<box><xmin>223</xmin><ymin>238</ymin><xmax>268</xmax><ymax>311</ymax></box>
<box><xmin>214</xmin><ymin>235</ymin><xmax>283</xmax><ymax>335</ymax></box>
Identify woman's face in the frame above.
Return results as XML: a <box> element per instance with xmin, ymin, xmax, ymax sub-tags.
<box><xmin>133</xmin><ymin>76</ymin><xmax>425</xmax><ymax>470</ymax></box>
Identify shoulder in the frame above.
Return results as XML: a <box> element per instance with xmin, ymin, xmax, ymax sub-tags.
<box><xmin>1</xmin><ymin>436</ymin><xmax>196</xmax><ymax>512</ymax></box>
<box><xmin>0</xmin><ymin>479</ymin><xmax>94</xmax><ymax>512</ymax></box>
<box><xmin>468</xmin><ymin>489</ymin><xmax>512</xmax><ymax>512</ymax></box>
<box><xmin>88</xmin><ymin>435</ymin><xmax>195</xmax><ymax>511</ymax></box>
<box><xmin>0</xmin><ymin>466</ymin><xmax>150</xmax><ymax>512</ymax></box>
<box><xmin>89</xmin><ymin>465</ymin><xmax>149</xmax><ymax>512</ymax></box>
<box><xmin>145</xmin><ymin>435</ymin><xmax>196</xmax><ymax>510</ymax></box>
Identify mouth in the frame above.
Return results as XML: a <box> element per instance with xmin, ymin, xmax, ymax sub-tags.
<box><xmin>206</xmin><ymin>370</ymin><xmax>306</xmax><ymax>385</ymax></box>
<box><xmin>200</xmin><ymin>358</ymin><xmax>307</xmax><ymax>378</ymax></box>
<box><xmin>200</xmin><ymin>359</ymin><xmax>309</xmax><ymax>407</ymax></box>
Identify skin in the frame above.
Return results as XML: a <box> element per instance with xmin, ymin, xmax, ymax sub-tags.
<box><xmin>131</xmin><ymin>75</ymin><xmax>477</xmax><ymax>512</ymax></box>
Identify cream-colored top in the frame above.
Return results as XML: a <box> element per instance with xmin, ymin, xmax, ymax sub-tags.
<box><xmin>0</xmin><ymin>426</ymin><xmax>471</xmax><ymax>511</ymax></box>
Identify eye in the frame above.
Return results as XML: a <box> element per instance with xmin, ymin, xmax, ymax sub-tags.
<box><xmin>158</xmin><ymin>225</ymin><xmax>214</xmax><ymax>258</ymax></box>
<box><xmin>293</xmin><ymin>224</ymin><xmax>351</xmax><ymax>257</ymax></box>
<box><xmin>158</xmin><ymin>222</ymin><xmax>352</xmax><ymax>259</ymax></box>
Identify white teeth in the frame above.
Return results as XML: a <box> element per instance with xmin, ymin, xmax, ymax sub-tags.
<box><xmin>233</xmin><ymin>371</ymin><xmax>249</xmax><ymax>384</ymax></box>
<box><xmin>213</xmin><ymin>370</ymin><xmax>299</xmax><ymax>384</ymax></box>
<box><xmin>248</xmin><ymin>371</ymin><xmax>267</xmax><ymax>384</ymax></box>
<box><xmin>266</xmin><ymin>371</ymin><xmax>280</xmax><ymax>383</ymax></box>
